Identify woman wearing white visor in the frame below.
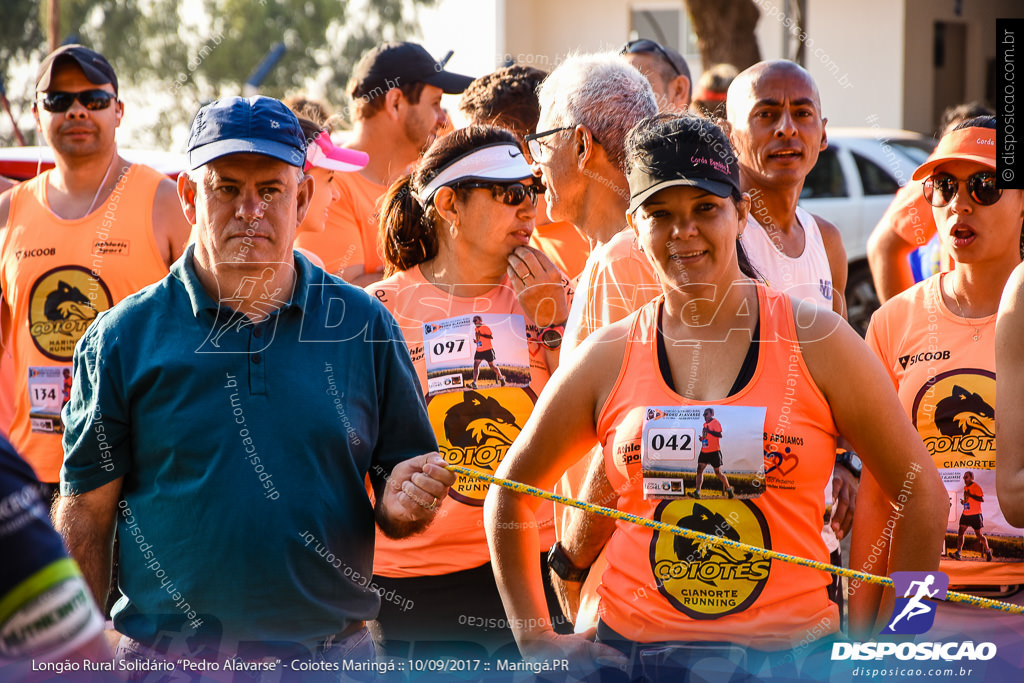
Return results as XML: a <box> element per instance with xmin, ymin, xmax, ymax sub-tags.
<box><xmin>365</xmin><ymin>125</ymin><xmax>572</xmax><ymax>655</ymax></box>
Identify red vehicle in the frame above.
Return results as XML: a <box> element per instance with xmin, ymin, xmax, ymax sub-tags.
<box><xmin>0</xmin><ymin>145</ymin><xmax>184</xmax><ymax>182</ymax></box>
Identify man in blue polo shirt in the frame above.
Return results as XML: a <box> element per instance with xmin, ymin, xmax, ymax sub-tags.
<box><xmin>54</xmin><ymin>96</ymin><xmax>453</xmax><ymax>664</ymax></box>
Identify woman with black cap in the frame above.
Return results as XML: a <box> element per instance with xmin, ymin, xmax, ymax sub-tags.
<box><xmin>365</xmin><ymin>124</ymin><xmax>571</xmax><ymax>655</ymax></box>
<box><xmin>485</xmin><ymin>114</ymin><xmax>945</xmax><ymax>678</ymax></box>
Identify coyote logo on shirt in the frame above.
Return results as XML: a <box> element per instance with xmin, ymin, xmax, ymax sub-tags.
<box><xmin>44</xmin><ymin>281</ymin><xmax>98</xmax><ymax>330</ymax></box>
<box><xmin>444</xmin><ymin>391</ymin><xmax>521</xmax><ymax>449</ymax></box>
<box><xmin>429</xmin><ymin>388</ymin><xmax>536</xmax><ymax>506</ymax></box>
<box><xmin>650</xmin><ymin>499</ymin><xmax>771</xmax><ymax>619</ymax></box>
<box><xmin>935</xmin><ymin>386</ymin><xmax>994</xmax><ymax>439</ymax></box>
<box><xmin>29</xmin><ymin>266</ymin><xmax>113</xmax><ymax>362</ymax></box>
<box><xmin>672</xmin><ymin>504</ymin><xmax>756</xmax><ymax>584</ymax></box>
<box><xmin>912</xmin><ymin>370</ymin><xmax>996</xmax><ymax>463</ymax></box>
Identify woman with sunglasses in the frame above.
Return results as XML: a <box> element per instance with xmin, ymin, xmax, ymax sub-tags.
<box><xmin>485</xmin><ymin>114</ymin><xmax>944</xmax><ymax>678</ymax></box>
<box><xmin>364</xmin><ymin>124</ymin><xmax>571</xmax><ymax>655</ymax></box>
<box><xmin>854</xmin><ymin>117</ymin><xmax>1024</xmax><ymax>648</ymax></box>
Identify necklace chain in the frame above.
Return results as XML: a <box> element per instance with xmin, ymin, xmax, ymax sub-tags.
<box><xmin>948</xmin><ymin>276</ymin><xmax>981</xmax><ymax>342</ymax></box>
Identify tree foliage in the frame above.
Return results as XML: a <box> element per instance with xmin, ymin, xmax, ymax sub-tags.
<box><xmin>2</xmin><ymin>0</ymin><xmax>436</xmax><ymax>147</ymax></box>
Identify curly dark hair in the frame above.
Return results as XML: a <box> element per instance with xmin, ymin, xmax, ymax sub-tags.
<box><xmin>458</xmin><ymin>65</ymin><xmax>548</xmax><ymax>138</ymax></box>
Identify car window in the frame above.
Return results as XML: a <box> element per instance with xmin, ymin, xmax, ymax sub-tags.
<box><xmin>801</xmin><ymin>147</ymin><xmax>847</xmax><ymax>199</ymax></box>
<box><xmin>887</xmin><ymin>139</ymin><xmax>936</xmax><ymax>165</ymax></box>
<box><xmin>852</xmin><ymin>151</ymin><xmax>900</xmax><ymax>195</ymax></box>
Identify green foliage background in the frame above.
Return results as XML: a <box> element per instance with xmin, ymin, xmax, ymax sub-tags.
<box><xmin>0</xmin><ymin>0</ymin><xmax>436</xmax><ymax>148</ymax></box>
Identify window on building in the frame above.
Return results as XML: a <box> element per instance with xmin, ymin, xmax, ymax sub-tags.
<box><xmin>629</xmin><ymin>5</ymin><xmax>702</xmax><ymax>75</ymax></box>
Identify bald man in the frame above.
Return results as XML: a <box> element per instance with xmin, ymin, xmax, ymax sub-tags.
<box><xmin>727</xmin><ymin>60</ymin><xmax>847</xmax><ymax>316</ymax></box>
<box><xmin>726</xmin><ymin>61</ymin><xmax>857</xmax><ymax>625</ymax></box>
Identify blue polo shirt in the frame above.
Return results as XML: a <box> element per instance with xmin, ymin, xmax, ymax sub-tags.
<box><xmin>60</xmin><ymin>246</ymin><xmax>437</xmax><ymax>650</ymax></box>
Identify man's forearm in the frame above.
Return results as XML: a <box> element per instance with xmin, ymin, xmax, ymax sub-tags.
<box><xmin>54</xmin><ymin>495</ymin><xmax>116</xmax><ymax>608</ymax></box>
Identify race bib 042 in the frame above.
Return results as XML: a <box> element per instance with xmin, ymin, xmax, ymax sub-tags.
<box><xmin>641</xmin><ymin>405</ymin><xmax>767</xmax><ymax>501</ymax></box>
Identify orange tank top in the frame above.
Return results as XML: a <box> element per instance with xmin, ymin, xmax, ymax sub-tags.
<box><xmin>0</xmin><ymin>164</ymin><xmax>169</xmax><ymax>482</ymax></box>
<box><xmin>866</xmin><ymin>274</ymin><xmax>1021</xmax><ymax>584</ymax></box>
<box><xmin>366</xmin><ymin>266</ymin><xmax>568</xmax><ymax>576</ymax></box>
<box><xmin>596</xmin><ymin>285</ymin><xmax>839</xmax><ymax>648</ymax></box>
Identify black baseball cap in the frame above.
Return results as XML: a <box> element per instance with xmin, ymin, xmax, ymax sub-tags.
<box><xmin>627</xmin><ymin>131</ymin><xmax>740</xmax><ymax>214</ymax></box>
<box><xmin>36</xmin><ymin>44</ymin><xmax>118</xmax><ymax>94</ymax></box>
<box><xmin>349</xmin><ymin>42</ymin><xmax>474</xmax><ymax>99</ymax></box>
<box><xmin>187</xmin><ymin>96</ymin><xmax>306</xmax><ymax>171</ymax></box>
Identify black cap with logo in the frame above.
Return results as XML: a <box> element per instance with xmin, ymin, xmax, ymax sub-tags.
<box><xmin>36</xmin><ymin>44</ymin><xmax>118</xmax><ymax>94</ymax></box>
<box><xmin>349</xmin><ymin>42</ymin><xmax>474</xmax><ymax>99</ymax></box>
<box><xmin>627</xmin><ymin>129</ymin><xmax>741</xmax><ymax>214</ymax></box>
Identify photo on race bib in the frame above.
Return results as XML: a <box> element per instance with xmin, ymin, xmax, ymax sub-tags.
<box><xmin>28</xmin><ymin>365</ymin><xmax>71</xmax><ymax>434</ymax></box>
<box><xmin>641</xmin><ymin>405</ymin><xmax>767</xmax><ymax>501</ymax></box>
<box><xmin>422</xmin><ymin>314</ymin><xmax>530</xmax><ymax>396</ymax></box>
<box><xmin>941</xmin><ymin>468</ymin><xmax>1023</xmax><ymax>563</ymax></box>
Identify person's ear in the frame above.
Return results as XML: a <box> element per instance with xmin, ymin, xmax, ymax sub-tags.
<box><xmin>294</xmin><ymin>172</ymin><xmax>314</xmax><ymax>226</ymax></box>
<box><xmin>670</xmin><ymin>75</ymin><xmax>691</xmax><ymax>110</ymax></box>
<box><xmin>820</xmin><ymin>118</ymin><xmax>828</xmax><ymax>151</ymax></box>
<box><xmin>433</xmin><ymin>186</ymin><xmax>459</xmax><ymax>226</ymax></box>
<box><xmin>384</xmin><ymin>88</ymin><xmax>403</xmax><ymax>122</ymax></box>
<box><xmin>735</xmin><ymin>192</ymin><xmax>751</xmax><ymax>233</ymax></box>
<box><xmin>177</xmin><ymin>172</ymin><xmax>198</xmax><ymax>224</ymax></box>
<box><xmin>575</xmin><ymin>125</ymin><xmax>596</xmax><ymax>169</ymax></box>
<box><xmin>721</xmin><ymin>119</ymin><xmax>736</xmax><ymax>145</ymax></box>
<box><xmin>114</xmin><ymin>99</ymin><xmax>124</xmax><ymax>127</ymax></box>
<box><xmin>32</xmin><ymin>102</ymin><xmax>42</xmax><ymax>133</ymax></box>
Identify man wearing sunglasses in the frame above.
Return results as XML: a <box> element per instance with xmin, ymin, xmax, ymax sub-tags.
<box><xmin>619</xmin><ymin>38</ymin><xmax>692</xmax><ymax>113</ymax></box>
<box><xmin>0</xmin><ymin>44</ymin><xmax>189</xmax><ymax>493</ymax></box>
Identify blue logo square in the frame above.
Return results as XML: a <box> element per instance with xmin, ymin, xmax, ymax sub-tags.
<box><xmin>882</xmin><ymin>571</ymin><xmax>949</xmax><ymax>634</ymax></box>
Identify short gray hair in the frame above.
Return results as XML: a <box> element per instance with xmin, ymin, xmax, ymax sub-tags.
<box><xmin>537</xmin><ymin>53</ymin><xmax>657</xmax><ymax>173</ymax></box>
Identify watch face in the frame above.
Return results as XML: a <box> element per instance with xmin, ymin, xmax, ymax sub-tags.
<box><xmin>541</xmin><ymin>327</ymin><xmax>563</xmax><ymax>349</ymax></box>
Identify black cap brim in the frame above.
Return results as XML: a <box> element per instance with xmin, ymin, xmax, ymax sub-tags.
<box><xmin>628</xmin><ymin>178</ymin><xmax>735</xmax><ymax>214</ymax></box>
<box><xmin>422</xmin><ymin>70</ymin><xmax>475</xmax><ymax>94</ymax></box>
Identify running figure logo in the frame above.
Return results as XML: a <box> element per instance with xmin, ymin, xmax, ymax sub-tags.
<box><xmin>882</xmin><ymin>571</ymin><xmax>948</xmax><ymax>634</ymax></box>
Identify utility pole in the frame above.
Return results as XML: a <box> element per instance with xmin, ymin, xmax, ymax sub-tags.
<box><xmin>48</xmin><ymin>0</ymin><xmax>60</xmax><ymax>52</ymax></box>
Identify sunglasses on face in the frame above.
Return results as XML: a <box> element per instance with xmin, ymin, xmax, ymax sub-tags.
<box><xmin>620</xmin><ymin>39</ymin><xmax>683</xmax><ymax>76</ymax></box>
<box><xmin>38</xmin><ymin>89</ymin><xmax>117</xmax><ymax>113</ymax></box>
<box><xmin>457</xmin><ymin>181</ymin><xmax>543</xmax><ymax>206</ymax></box>
<box><xmin>923</xmin><ymin>171</ymin><xmax>1002</xmax><ymax>207</ymax></box>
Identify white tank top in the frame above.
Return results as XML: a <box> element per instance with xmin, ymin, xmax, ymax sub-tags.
<box><xmin>740</xmin><ymin>207</ymin><xmax>840</xmax><ymax>553</ymax></box>
<box><xmin>740</xmin><ymin>207</ymin><xmax>834</xmax><ymax>309</ymax></box>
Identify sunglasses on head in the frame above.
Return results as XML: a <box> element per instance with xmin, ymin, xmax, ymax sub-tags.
<box><xmin>923</xmin><ymin>171</ymin><xmax>1002</xmax><ymax>207</ymax></box>
<box><xmin>457</xmin><ymin>181</ymin><xmax>543</xmax><ymax>206</ymax></box>
<box><xmin>620</xmin><ymin>39</ymin><xmax>683</xmax><ymax>76</ymax></box>
<box><xmin>38</xmin><ymin>89</ymin><xmax>117</xmax><ymax>113</ymax></box>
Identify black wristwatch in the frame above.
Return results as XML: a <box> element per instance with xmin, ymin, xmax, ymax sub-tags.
<box><xmin>835</xmin><ymin>449</ymin><xmax>862</xmax><ymax>478</ymax></box>
<box><xmin>547</xmin><ymin>542</ymin><xmax>590</xmax><ymax>582</ymax></box>
<box><xmin>538</xmin><ymin>324</ymin><xmax>565</xmax><ymax>350</ymax></box>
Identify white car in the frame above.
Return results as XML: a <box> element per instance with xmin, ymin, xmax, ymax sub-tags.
<box><xmin>800</xmin><ymin>127</ymin><xmax>936</xmax><ymax>335</ymax></box>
